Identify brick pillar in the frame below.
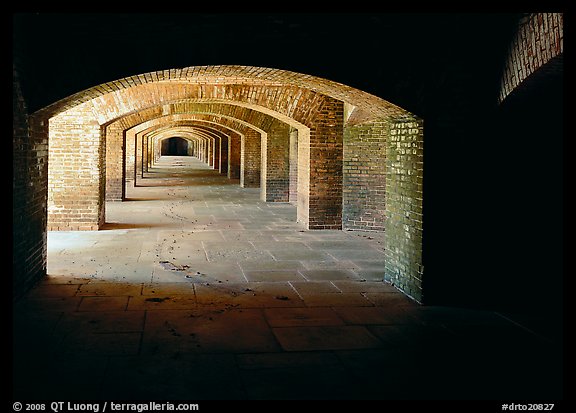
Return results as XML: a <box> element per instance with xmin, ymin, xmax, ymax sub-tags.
<box><xmin>343</xmin><ymin>120</ymin><xmax>387</xmax><ymax>231</ymax></box>
<box><xmin>261</xmin><ymin>119</ymin><xmax>290</xmax><ymax>202</ymax></box>
<box><xmin>199</xmin><ymin>139</ymin><xmax>205</xmax><ymax>162</ymax></box>
<box><xmin>212</xmin><ymin>136</ymin><xmax>220</xmax><ymax>170</ymax></box>
<box><xmin>384</xmin><ymin>117</ymin><xmax>424</xmax><ymax>302</ymax></box>
<box><xmin>105</xmin><ymin>123</ymin><xmax>125</xmax><ymax>201</ymax></box>
<box><xmin>125</xmin><ymin>130</ymin><xmax>136</xmax><ymax>191</ymax></box>
<box><xmin>289</xmin><ymin>127</ymin><xmax>298</xmax><ymax>204</ymax></box>
<box><xmin>219</xmin><ymin>135</ymin><xmax>228</xmax><ymax>175</ymax></box>
<box><xmin>13</xmin><ymin>68</ymin><xmax>48</xmax><ymax>297</ymax></box>
<box><xmin>298</xmin><ymin>97</ymin><xmax>344</xmax><ymax>229</ymax></box>
<box><xmin>48</xmin><ymin>102</ymin><xmax>104</xmax><ymax>230</ymax></box>
<box><xmin>228</xmin><ymin>132</ymin><xmax>241</xmax><ymax>180</ymax></box>
<box><xmin>241</xmin><ymin>129</ymin><xmax>261</xmax><ymax>188</ymax></box>
<box><xmin>207</xmin><ymin>137</ymin><xmax>213</xmax><ymax>167</ymax></box>
<box><xmin>154</xmin><ymin>138</ymin><xmax>162</xmax><ymax>163</ymax></box>
<box><xmin>136</xmin><ymin>132</ymin><xmax>145</xmax><ymax>182</ymax></box>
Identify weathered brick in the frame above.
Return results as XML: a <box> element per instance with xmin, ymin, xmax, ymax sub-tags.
<box><xmin>385</xmin><ymin>118</ymin><xmax>424</xmax><ymax>303</ymax></box>
<box><xmin>261</xmin><ymin>119</ymin><xmax>290</xmax><ymax>202</ymax></box>
<box><xmin>241</xmin><ymin>129</ymin><xmax>261</xmax><ymax>188</ymax></box>
<box><xmin>500</xmin><ymin>13</ymin><xmax>563</xmax><ymax>102</ymax></box>
<box><xmin>48</xmin><ymin>102</ymin><xmax>104</xmax><ymax>230</ymax></box>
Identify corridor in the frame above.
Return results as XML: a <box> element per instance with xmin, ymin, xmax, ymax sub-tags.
<box><xmin>13</xmin><ymin>156</ymin><xmax>561</xmax><ymax>400</ymax></box>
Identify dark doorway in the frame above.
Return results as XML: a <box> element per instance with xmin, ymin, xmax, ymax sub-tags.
<box><xmin>161</xmin><ymin>137</ymin><xmax>189</xmax><ymax>156</ymax></box>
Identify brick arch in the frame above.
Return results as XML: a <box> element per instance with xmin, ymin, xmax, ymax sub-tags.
<box><xmin>114</xmin><ymin>110</ymin><xmax>294</xmax><ymax>203</ymax></box>
<box><xmin>153</xmin><ymin>130</ymin><xmax>203</xmax><ymax>157</ymax></box>
<box><xmin>107</xmin><ymin>101</ymin><xmax>299</xmax><ymax>137</ymax></box>
<box><xmin>35</xmin><ymin>65</ymin><xmax>409</xmax><ymax>125</ymax></box>
<box><xmin>44</xmin><ymin>66</ymin><xmax>425</xmax><ymax>302</ymax></box>
<box><xmin>124</xmin><ymin>121</ymin><xmax>240</xmax><ymax>191</ymax></box>
<box><xmin>147</xmin><ymin>126</ymin><xmax>223</xmax><ymax>168</ymax></box>
<box><xmin>150</xmin><ymin>128</ymin><xmax>213</xmax><ymax>151</ymax></box>
<box><xmin>499</xmin><ymin>13</ymin><xmax>563</xmax><ymax>102</ymax></box>
<box><xmin>155</xmin><ymin>134</ymin><xmax>196</xmax><ymax>157</ymax></box>
<box><xmin>105</xmin><ymin>108</ymin><xmax>265</xmax><ymax>203</ymax></box>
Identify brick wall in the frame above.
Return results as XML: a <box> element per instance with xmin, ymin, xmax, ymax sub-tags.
<box><xmin>384</xmin><ymin>117</ymin><xmax>424</xmax><ymax>302</ymax></box>
<box><xmin>343</xmin><ymin>121</ymin><xmax>387</xmax><ymax>231</ymax></box>
<box><xmin>305</xmin><ymin>97</ymin><xmax>344</xmax><ymax>230</ymax></box>
<box><xmin>13</xmin><ymin>69</ymin><xmax>48</xmax><ymax>299</ymax></box>
<box><xmin>48</xmin><ymin>102</ymin><xmax>104</xmax><ymax>230</ymax></box>
<box><xmin>105</xmin><ymin>122</ymin><xmax>125</xmax><ymax>201</ymax></box>
<box><xmin>241</xmin><ymin>129</ymin><xmax>261</xmax><ymax>188</ymax></box>
<box><xmin>500</xmin><ymin>13</ymin><xmax>563</xmax><ymax>102</ymax></box>
<box><xmin>261</xmin><ymin>119</ymin><xmax>290</xmax><ymax>202</ymax></box>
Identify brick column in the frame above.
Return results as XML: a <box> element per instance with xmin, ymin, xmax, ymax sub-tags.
<box><xmin>48</xmin><ymin>102</ymin><xmax>104</xmax><ymax>230</ymax></box>
<box><xmin>384</xmin><ymin>117</ymin><xmax>424</xmax><ymax>302</ymax></box>
<box><xmin>105</xmin><ymin>123</ymin><xmax>125</xmax><ymax>201</ymax></box>
<box><xmin>136</xmin><ymin>132</ymin><xmax>145</xmax><ymax>182</ymax></box>
<box><xmin>261</xmin><ymin>119</ymin><xmax>290</xmax><ymax>202</ymax></box>
<box><xmin>13</xmin><ymin>69</ymin><xmax>48</xmax><ymax>297</ymax></box>
<box><xmin>228</xmin><ymin>132</ymin><xmax>241</xmax><ymax>180</ymax></box>
<box><xmin>241</xmin><ymin>128</ymin><xmax>261</xmax><ymax>188</ymax></box>
<box><xmin>298</xmin><ymin>97</ymin><xmax>344</xmax><ymax>229</ymax></box>
<box><xmin>207</xmin><ymin>137</ymin><xmax>213</xmax><ymax>167</ymax></box>
<box><xmin>212</xmin><ymin>135</ymin><xmax>220</xmax><ymax>170</ymax></box>
<box><xmin>125</xmin><ymin>129</ymin><xmax>136</xmax><ymax>191</ymax></box>
<box><xmin>343</xmin><ymin>120</ymin><xmax>387</xmax><ymax>231</ymax></box>
<box><xmin>289</xmin><ymin>128</ymin><xmax>298</xmax><ymax>204</ymax></box>
<box><xmin>219</xmin><ymin>135</ymin><xmax>228</xmax><ymax>175</ymax></box>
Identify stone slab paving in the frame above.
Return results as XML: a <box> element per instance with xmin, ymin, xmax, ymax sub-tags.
<box><xmin>14</xmin><ymin>156</ymin><xmax>562</xmax><ymax>400</ymax></box>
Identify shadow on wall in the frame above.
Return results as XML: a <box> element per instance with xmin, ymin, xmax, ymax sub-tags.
<box><xmin>424</xmin><ymin>68</ymin><xmax>563</xmax><ymax>321</ymax></box>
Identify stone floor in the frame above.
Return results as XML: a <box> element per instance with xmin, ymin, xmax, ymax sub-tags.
<box><xmin>13</xmin><ymin>157</ymin><xmax>562</xmax><ymax>400</ymax></box>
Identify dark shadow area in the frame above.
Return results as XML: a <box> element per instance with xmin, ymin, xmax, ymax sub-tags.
<box><xmin>122</xmin><ymin>197</ymin><xmax>167</xmax><ymax>202</ymax></box>
<box><xmin>13</xmin><ymin>279</ymin><xmax>562</xmax><ymax>400</ymax></box>
<box><xmin>423</xmin><ymin>64</ymin><xmax>563</xmax><ymax>346</ymax></box>
<box><xmin>138</xmin><ymin>179</ymin><xmax>233</xmax><ymax>188</ymax></box>
<box><xmin>100</xmin><ymin>222</ymin><xmax>165</xmax><ymax>230</ymax></box>
<box><xmin>161</xmin><ymin>137</ymin><xmax>190</xmax><ymax>156</ymax></box>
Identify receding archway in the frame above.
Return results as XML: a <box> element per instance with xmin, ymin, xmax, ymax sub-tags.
<box><xmin>161</xmin><ymin>137</ymin><xmax>190</xmax><ymax>156</ymax></box>
<box><xmin>38</xmin><ymin>65</ymin><xmax>423</xmax><ymax>302</ymax></box>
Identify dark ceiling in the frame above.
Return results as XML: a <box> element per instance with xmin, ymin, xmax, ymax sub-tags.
<box><xmin>13</xmin><ymin>13</ymin><xmax>521</xmax><ymax>116</ymax></box>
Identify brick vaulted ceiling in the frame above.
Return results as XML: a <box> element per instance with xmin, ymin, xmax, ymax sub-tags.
<box><xmin>35</xmin><ymin>66</ymin><xmax>409</xmax><ymax>126</ymax></box>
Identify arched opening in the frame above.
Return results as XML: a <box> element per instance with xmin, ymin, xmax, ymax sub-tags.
<box><xmin>161</xmin><ymin>137</ymin><xmax>190</xmax><ymax>156</ymax></box>
<box><xmin>36</xmin><ymin>65</ymin><xmax>423</xmax><ymax>303</ymax></box>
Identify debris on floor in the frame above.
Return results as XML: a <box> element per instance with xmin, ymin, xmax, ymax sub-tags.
<box><xmin>159</xmin><ymin>261</ymin><xmax>190</xmax><ymax>271</ymax></box>
<box><xmin>145</xmin><ymin>297</ymin><xmax>171</xmax><ymax>302</ymax></box>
